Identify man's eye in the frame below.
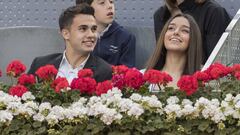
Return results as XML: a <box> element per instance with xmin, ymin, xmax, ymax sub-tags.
<box><xmin>91</xmin><ymin>26</ymin><xmax>97</xmax><ymax>32</ymax></box>
<box><xmin>79</xmin><ymin>27</ymin><xmax>87</xmax><ymax>31</ymax></box>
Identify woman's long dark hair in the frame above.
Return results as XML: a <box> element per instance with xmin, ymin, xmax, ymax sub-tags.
<box><xmin>146</xmin><ymin>14</ymin><xmax>202</xmax><ymax>75</ymax></box>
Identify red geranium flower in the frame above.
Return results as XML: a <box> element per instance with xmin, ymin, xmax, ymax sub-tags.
<box><xmin>96</xmin><ymin>80</ymin><xmax>113</xmax><ymax>96</ymax></box>
<box><xmin>193</xmin><ymin>71</ymin><xmax>210</xmax><ymax>82</ymax></box>
<box><xmin>234</xmin><ymin>72</ymin><xmax>240</xmax><ymax>80</ymax></box>
<box><xmin>112</xmin><ymin>74</ymin><xmax>125</xmax><ymax>89</ymax></box>
<box><xmin>0</xmin><ymin>69</ymin><xmax>2</xmax><ymax>77</ymax></box>
<box><xmin>144</xmin><ymin>69</ymin><xmax>172</xmax><ymax>85</ymax></box>
<box><xmin>18</xmin><ymin>74</ymin><xmax>36</xmax><ymax>85</ymax></box>
<box><xmin>78</xmin><ymin>69</ymin><xmax>93</xmax><ymax>78</ymax></box>
<box><xmin>232</xmin><ymin>64</ymin><xmax>240</xmax><ymax>73</ymax></box>
<box><xmin>35</xmin><ymin>65</ymin><xmax>58</xmax><ymax>81</ymax></box>
<box><xmin>144</xmin><ymin>69</ymin><xmax>163</xmax><ymax>84</ymax></box>
<box><xmin>9</xmin><ymin>85</ymin><xmax>28</xmax><ymax>97</ymax></box>
<box><xmin>161</xmin><ymin>72</ymin><xmax>173</xmax><ymax>86</ymax></box>
<box><xmin>51</xmin><ymin>77</ymin><xmax>69</xmax><ymax>93</ymax></box>
<box><xmin>6</xmin><ymin>60</ymin><xmax>26</xmax><ymax>77</ymax></box>
<box><xmin>204</xmin><ymin>63</ymin><xmax>231</xmax><ymax>80</ymax></box>
<box><xmin>124</xmin><ymin>68</ymin><xmax>145</xmax><ymax>90</ymax></box>
<box><xmin>177</xmin><ymin>75</ymin><xmax>198</xmax><ymax>96</ymax></box>
<box><xmin>112</xmin><ymin>65</ymin><xmax>129</xmax><ymax>74</ymax></box>
<box><xmin>70</xmin><ymin>77</ymin><xmax>97</xmax><ymax>95</ymax></box>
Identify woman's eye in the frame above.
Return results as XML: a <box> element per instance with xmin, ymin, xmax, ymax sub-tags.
<box><xmin>182</xmin><ymin>29</ymin><xmax>190</xmax><ymax>33</ymax></box>
<box><xmin>167</xmin><ymin>26</ymin><xmax>175</xmax><ymax>31</ymax></box>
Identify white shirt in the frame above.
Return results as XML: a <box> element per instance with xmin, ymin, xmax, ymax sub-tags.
<box><xmin>56</xmin><ymin>51</ymin><xmax>90</xmax><ymax>84</ymax></box>
<box><xmin>99</xmin><ymin>23</ymin><xmax>112</xmax><ymax>38</ymax></box>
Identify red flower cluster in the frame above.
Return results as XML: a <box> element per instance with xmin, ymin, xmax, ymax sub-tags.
<box><xmin>204</xmin><ymin>63</ymin><xmax>232</xmax><ymax>80</ymax></box>
<box><xmin>18</xmin><ymin>74</ymin><xmax>36</xmax><ymax>85</ymax></box>
<box><xmin>9</xmin><ymin>85</ymin><xmax>28</xmax><ymax>97</ymax></box>
<box><xmin>112</xmin><ymin>74</ymin><xmax>125</xmax><ymax>89</ymax></box>
<box><xmin>70</xmin><ymin>77</ymin><xmax>97</xmax><ymax>95</ymax></box>
<box><xmin>51</xmin><ymin>77</ymin><xmax>69</xmax><ymax>93</ymax></box>
<box><xmin>112</xmin><ymin>66</ymin><xmax>145</xmax><ymax>90</ymax></box>
<box><xmin>112</xmin><ymin>65</ymin><xmax>129</xmax><ymax>74</ymax></box>
<box><xmin>177</xmin><ymin>75</ymin><xmax>198</xmax><ymax>96</ymax></box>
<box><xmin>144</xmin><ymin>69</ymin><xmax>172</xmax><ymax>85</ymax></box>
<box><xmin>6</xmin><ymin>60</ymin><xmax>26</xmax><ymax>77</ymax></box>
<box><xmin>78</xmin><ymin>69</ymin><xmax>93</xmax><ymax>78</ymax></box>
<box><xmin>124</xmin><ymin>68</ymin><xmax>145</xmax><ymax>89</ymax></box>
<box><xmin>96</xmin><ymin>80</ymin><xmax>113</xmax><ymax>96</ymax></box>
<box><xmin>193</xmin><ymin>71</ymin><xmax>209</xmax><ymax>82</ymax></box>
<box><xmin>35</xmin><ymin>65</ymin><xmax>58</xmax><ymax>81</ymax></box>
<box><xmin>0</xmin><ymin>69</ymin><xmax>2</xmax><ymax>77</ymax></box>
<box><xmin>233</xmin><ymin>64</ymin><xmax>240</xmax><ymax>80</ymax></box>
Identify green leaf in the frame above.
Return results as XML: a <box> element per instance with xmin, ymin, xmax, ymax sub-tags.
<box><xmin>32</xmin><ymin>121</ymin><xmax>42</xmax><ymax>128</ymax></box>
<box><xmin>36</xmin><ymin>126</ymin><xmax>47</xmax><ymax>134</ymax></box>
<box><xmin>198</xmin><ymin>120</ymin><xmax>210</xmax><ymax>132</ymax></box>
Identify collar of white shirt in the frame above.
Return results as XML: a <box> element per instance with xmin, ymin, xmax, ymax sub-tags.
<box><xmin>99</xmin><ymin>23</ymin><xmax>112</xmax><ymax>38</ymax></box>
<box><xmin>56</xmin><ymin>51</ymin><xmax>90</xmax><ymax>84</ymax></box>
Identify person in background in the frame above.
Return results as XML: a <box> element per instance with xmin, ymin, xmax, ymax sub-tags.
<box><xmin>76</xmin><ymin>0</ymin><xmax>136</xmax><ymax>68</ymax></box>
<box><xmin>28</xmin><ymin>4</ymin><xmax>112</xmax><ymax>83</ymax></box>
<box><xmin>154</xmin><ymin>0</ymin><xmax>231</xmax><ymax>63</ymax></box>
<box><xmin>146</xmin><ymin>13</ymin><xmax>202</xmax><ymax>88</ymax></box>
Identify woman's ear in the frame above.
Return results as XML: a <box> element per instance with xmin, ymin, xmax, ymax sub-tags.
<box><xmin>165</xmin><ymin>0</ymin><xmax>182</xmax><ymax>16</ymax></box>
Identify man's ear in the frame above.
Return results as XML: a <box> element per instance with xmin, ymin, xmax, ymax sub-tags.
<box><xmin>61</xmin><ymin>29</ymin><xmax>70</xmax><ymax>40</ymax></box>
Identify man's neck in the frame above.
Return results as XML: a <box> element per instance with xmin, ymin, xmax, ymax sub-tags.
<box><xmin>65</xmin><ymin>50</ymin><xmax>89</xmax><ymax>69</ymax></box>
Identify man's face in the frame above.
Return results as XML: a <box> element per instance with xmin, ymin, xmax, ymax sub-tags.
<box><xmin>62</xmin><ymin>14</ymin><xmax>98</xmax><ymax>55</ymax></box>
<box><xmin>91</xmin><ymin>0</ymin><xmax>115</xmax><ymax>26</ymax></box>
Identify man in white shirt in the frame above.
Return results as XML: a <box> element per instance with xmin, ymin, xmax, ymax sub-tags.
<box><xmin>28</xmin><ymin>4</ymin><xmax>112</xmax><ymax>83</ymax></box>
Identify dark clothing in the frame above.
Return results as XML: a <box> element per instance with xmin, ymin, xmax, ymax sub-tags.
<box><xmin>154</xmin><ymin>0</ymin><xmax>231</xmax><ymax>62</ymax></box>
<box><xmin>28</xmin><ymin>53</ymin><xmax>112</xmax><ymax>82</ymax></box>
<box><xmin>93</xmin><ymin>21</ymin><xmax>136</xmax><ymax>67</ymax></box>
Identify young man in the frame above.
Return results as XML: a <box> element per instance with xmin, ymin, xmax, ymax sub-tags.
<box><xmin>76</xmin><ymin>0</ymin><xmax>136</xmax><ymax>67</ymax></box>
<box><xmin>28</xmin><ymin>4</ymin><xmax>112</xmax><ymax>83</ymax></box>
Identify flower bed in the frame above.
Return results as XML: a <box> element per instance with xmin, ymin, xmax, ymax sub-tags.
<box><xmin>1</xmin><ymin>61</ymin><xmax>240</xmax><ymax>134</ymax></box>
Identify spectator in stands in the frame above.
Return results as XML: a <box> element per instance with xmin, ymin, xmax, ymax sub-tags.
<box><xmin>154</xmin><ymin>0</ymin><xmax>231</xmax><ymax>63</ymax></box>
<box><xmin>28</xmin><ymin>4</ymin><xmax>112</xmax><ymax>83</ymax></box>
<box><xmin>146</xmin><ymin>14</ymin><xmax>202</xmax><ymax>88</ymax></box>
<box><xmin>76</xmin><ymin>0</ymin><xmax>136</xmax><ymax>67</ymax></box>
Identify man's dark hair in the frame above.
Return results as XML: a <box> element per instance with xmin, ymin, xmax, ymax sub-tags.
<box><xmin>59</xmin><ymin>3</ymin><xmax>94</xmax><ymax>30</ymax></box>
<box><xmin>76</xmin><ymin>0</ymin><xmax>94</xmax><ymax>5</ymax></box>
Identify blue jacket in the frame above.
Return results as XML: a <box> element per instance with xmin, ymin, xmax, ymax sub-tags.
<box><xmin>93</xmin><ymin>21</ymin><xmax>136</xmax><ymax>67</ymax></box>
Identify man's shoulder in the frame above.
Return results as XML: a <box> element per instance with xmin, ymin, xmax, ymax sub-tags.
<box><xmin>201</xmin><ymin>0</ymin><xmax>225</xmax><ymax>9</ymax></box>
<box><xmin>31</xmin><ymin>53</ymin><xmax>62</xmax><ymax>67</ymax></box>
<box><xmin>109</xmin><ymin>21</ymin><xmax>135</xmax><ymax>38</ymax></box>
<box><xmin>93</xmin><ymin>55</ymin><xmax>112</xmax><ymax>69</ymax></box>
<box><xmin>34</xmin><ymin>53</ymin><xmax>62</xmax><ymax>61</ymax></box>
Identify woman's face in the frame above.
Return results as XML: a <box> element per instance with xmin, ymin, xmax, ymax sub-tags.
<box><xmin>164</xmin><ymin>16</ymin><xmax>190</xmax><ymax>52</ymax></box>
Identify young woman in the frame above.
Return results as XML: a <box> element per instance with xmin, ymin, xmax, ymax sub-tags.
<box><xmin>146</xmin><ymin>14</ymin><xmax>202</xmax><ymax>88</ymax></box>
<box><xmin>154</xmin><ymin>0</ymin><xmax>231</xmax><ymax>63</ymax></box>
